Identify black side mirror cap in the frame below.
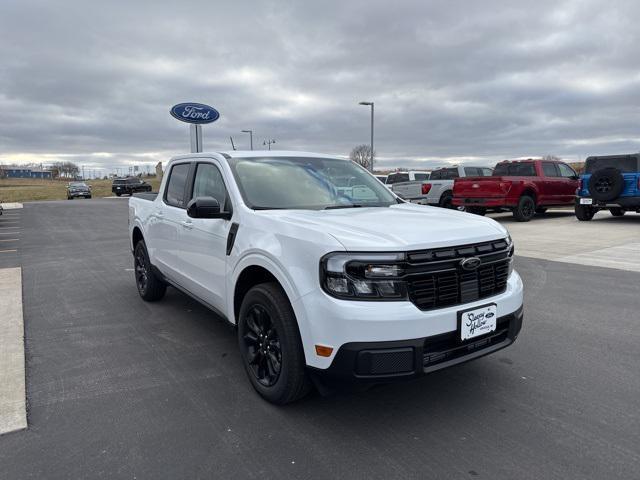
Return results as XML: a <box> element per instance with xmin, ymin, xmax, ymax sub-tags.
<box><xmin>186</xmin><ymin>196</ymin><xmax>232</xmax><ymax>219</ymax></box>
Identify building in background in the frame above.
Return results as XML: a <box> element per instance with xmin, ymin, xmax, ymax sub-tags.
<box><xmin>0</xmin><ymin>166</ymin><xmax>53</xmax><ymax>179</ymax></box>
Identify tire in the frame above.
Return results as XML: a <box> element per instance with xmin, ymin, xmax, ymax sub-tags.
<box><xmin>238</xmin><ymin>283</ymin><xmax>311</xmax><ymax>405</ymax></box>
<box><xmin>588</xmin><ymin>168</ymin><xmax>624</xmax><ymax>202</ymax></box>
<box><xmin>575</xmin><ymin>204</ymin><xmax>596</xmax><ymax>221</ymax></box>
<box><xmin>609</xmin><ymin>207</ymin><xmax>625</xmax><ymax>217</ymax></box>
<box><xmin>67</xmin><ymin>196</ymin><xmax>72</xmax><ymax>200</ymax></box>
<box><xmin>438</xmin><ymin>192</ymin><xmax>454</xmax><ymax>209</ymax></box>
<box><xmin>87</xmin><ymin>195</ymin><xmax>92</xmax><ymax>199</ymax></box>
<box><xmin>133</xmin><ymin>240</ymin><xmax>166</xmax><ymax>301</ymax></box>
<box><xmin>513</xmin><ymin>195</ymin><xmax>536</xmax><ymax>222</ymax></box>
<box><xmin>467</xmin><ymin>207</ymin><xmax>486</xmax><ymax>216</ymax></box>
<box><xmin>115</xmin><ymin>192</ymin><xmax>122</xmax><ymax>197</ymax></box>
<box><xmin>535</xmin><ymin>207</ymin><xmax>547</xmax><ymax>214</ymax></box>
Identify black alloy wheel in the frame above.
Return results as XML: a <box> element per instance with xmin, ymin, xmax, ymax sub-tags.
<box><xmin>133</xmin><ymin>241</ymin><xmax>166</xmax><ymax>301</ymax></box>
<box><xmin>134</xmin><ymin>246</ymin><xmax>149</xmax><ymax>294</ymax></box>
<box><xmin>514</xmin><ymin>195</ymin><xmax>535</xmax><ymax>222</ymax></box>
<box><xmin>242</xmin><ymin>305</ymin><xmax>282</xmax><ymax>387</ymax></box>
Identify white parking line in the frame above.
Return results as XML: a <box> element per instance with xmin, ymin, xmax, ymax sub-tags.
<box><xmin>0</xmin><ymin>250</ymin><xmax>18</xmax><ymax>254</ymax></box>
<box><xmin>0</xmin><ymin>203</ymin><xmax>23</xmax><ymax>209</ymax></box>
<box><xmin>0</xmin><ymin>239</ymin><xmax>19</xmax><ymax>242</ymax></box>
<box><xmin>0</xmin><ymin>267</ymin><xmax>26</xmax><ymax>434</ymax></box>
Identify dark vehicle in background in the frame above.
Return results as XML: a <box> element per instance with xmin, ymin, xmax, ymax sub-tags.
<box><xmin>112</xmin><ymin>177</ymin><xmax>152</xmax><ymax>196</ymax></box>
<box><xmin>453</xmin><ymin>159</ymin><xmax>579</xmax><ymax>221</ymax></box>
<box><xmin>67</xmin><ymin>182</ymin><xmax>92</xmax><ymax>200</ymax></box>
<box><xmin>575</xmin><ymin>154</ymin><xmax>640</xmax><ymax>221</ymax></box>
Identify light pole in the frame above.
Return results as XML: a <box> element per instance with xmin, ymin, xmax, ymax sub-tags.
<box><xmin>263</xmin><ymin>139</ymin><xmax>276</xmax><ymax>150</ymax></box>
<box><xmin>359</xmin><ymin>101</ymin><xmax>374</xmax><ymax>172</ymax></box>
<box><xmin>241</xmin><ymin>130</ymin><xmax>253</xmax><ymax>150</ymax></box>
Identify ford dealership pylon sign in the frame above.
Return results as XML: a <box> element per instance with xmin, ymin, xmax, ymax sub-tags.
<box><xmin>170</xmin><ymin>103</ymin><xmax>220</xmax><ymax>124</ymax></box>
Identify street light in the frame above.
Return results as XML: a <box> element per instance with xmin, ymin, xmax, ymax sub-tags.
<box><xmin>241</xmin><ymin>130</ymin><xmax>253</xmax><ymax>150</ymax></box>
<box><xmin>263</xmin><ymin>139</ymin><xmax>276</xmax><ymax>150</ymax></box>
<box><xmin>359</xmin><ymin>101</ymin><xmax>374</xmax><ymax>172</ymax></box>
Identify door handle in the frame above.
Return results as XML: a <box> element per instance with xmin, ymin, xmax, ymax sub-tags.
<box><xmin>181</xmin><ymin>221</ymin><xmax>193</xmax><ymax>230</ymax></box>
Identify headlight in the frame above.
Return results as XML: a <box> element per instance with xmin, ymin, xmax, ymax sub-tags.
<box><xmin>320</xmin><ymin>252</ymin><xmax>408</xmax><ymax>300</ymax></box>
<box><xmin>505</xmin><ymin>234</ymin><xmax>515</xmax><ymax>276</ymax></box>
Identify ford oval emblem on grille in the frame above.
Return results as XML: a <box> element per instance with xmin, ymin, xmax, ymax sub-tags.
<box><xmin>460</xmin><ymin>257</ymin><xmax>481</xmax><ymax>271</ymax></box>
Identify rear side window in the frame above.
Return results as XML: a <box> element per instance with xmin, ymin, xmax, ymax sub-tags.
<box><xmin>481</xmin><ymin>168</ymin><xmax>493</xmax><ymax>176</ymax></box>
<box><xmin>414</xmin><ymin>173</ymin><xmax>429</xmax><ymax>181</ymax></box>
<box><xmin>386</xmin><ymin>173</ymin><xmax>409</xmax><ymax>184</ymax></box>
<box><xmin>191</xmin><ymin>163</ymin><xmax>229</xmax><ymax>211</ymax></box>
<box><xmin>165</xmin><ymin>163</ymin><xmax>191</xmax><ymax>208</ymax></box>
<box><xmin>542</xmin><ymin>162</ymin><xmax>560</xmax><ymax>177</ymax></box>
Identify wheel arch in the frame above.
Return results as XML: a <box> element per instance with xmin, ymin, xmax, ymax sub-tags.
<box><xmin>520</xmin><ymin>187</ymin><xmax>537</xmax><ymax>204</ymax></box>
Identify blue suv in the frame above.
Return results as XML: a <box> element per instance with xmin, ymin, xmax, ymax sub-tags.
<box><xmin>575</xmin><ymin>154</ymin><xmax>640</xmax><ymax>221</ymax></box>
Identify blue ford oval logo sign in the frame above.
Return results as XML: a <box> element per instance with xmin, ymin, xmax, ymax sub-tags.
<box><xmin>460</xmin><ymin>257</ymin><xmax>482</xmax><ymax>271</ymax></box>
<box><xmin>170</xmin><ymin>103</ymin><xmax>220</xmax><ymax>124</ymax></box>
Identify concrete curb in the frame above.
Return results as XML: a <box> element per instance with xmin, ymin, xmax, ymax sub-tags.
<box><xmin>0</xmin><ymin>267</ymin><xmax>27</xmax><ymax>435</ymax></box>
<box><xmin>0</xmin><ymin>203</ymin><xmax>24</xmax><ymax>210</ymax></box>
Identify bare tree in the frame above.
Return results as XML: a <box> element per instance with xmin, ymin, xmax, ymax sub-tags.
<box><xmin>542</xmin><ymin>155</ymin><xmax>561</xmax><ymax>162</ymax></box>
<box><xmin>52</xmin><ymin>161</ymin><xmax>80</xmax><ymax>178</ymax></box>
<box><xmin>350</xmin><ymin>144</ymin><xmax>375</xmax><ymax>169</ymax></box>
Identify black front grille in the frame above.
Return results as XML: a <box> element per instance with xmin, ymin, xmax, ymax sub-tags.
<box><xmin>406</xmin><ymin>240</ymin><xmax>511</xmax><ymax>311</ymax></box>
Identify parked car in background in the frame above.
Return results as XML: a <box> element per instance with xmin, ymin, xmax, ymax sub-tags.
<box><xmin>575</xmin><ymin>153</ymin><xmax>640</xmax><ymax>220</ymax></box>
<box><xmin>129</xmin><ymin>151</ymin><xmax>523</xmax><ymax>404</ymax></box>
<box><xmin>394</xmin><ymin>165</ymin><xmax>493</xmax><ymax>207</ymax></box>
<box><xmin>387</xmin><ymin>170</ymin><xmax>431</xmax><ymax>199</ymax></box>
<box><xmin>453</xmin><ymin>159</ymin><xmax>579</xmax><ymax>221</ymax></box>
<box><xmin>112</xmin><ymin>177</ymin><xmax>152</xmax><ymax>196</ymax></box>
<box><xmin>66</xmin><ymin>182</ymin><xmax>92</xmax><ymax>200</ymax></box>
<box><xmin>386</xmin><ymin>171</ymin><xmax>430</xmax><ymax>191</ymax></box>
<box><xmin>374</xmin><ymin>174</ymin><xmax>388</xmax><ymax>184</ymax></box>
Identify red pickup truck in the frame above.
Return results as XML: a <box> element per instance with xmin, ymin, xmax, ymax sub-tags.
<box><xmin>452</xmin><ymin>159</ymin><xmax>579</xmax><ymax>221</ymax></box>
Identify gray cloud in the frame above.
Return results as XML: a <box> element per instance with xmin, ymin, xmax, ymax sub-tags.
<box><xmin>1</xmin><ymin>0</ymin><xmax>639</xmax><ymax>174</ymax></box>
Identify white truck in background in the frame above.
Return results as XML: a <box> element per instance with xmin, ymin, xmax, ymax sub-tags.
<box><xmin>393</xmin><ymin>165</ymin><xmax>493</xmax><ymax>208</ymax></box>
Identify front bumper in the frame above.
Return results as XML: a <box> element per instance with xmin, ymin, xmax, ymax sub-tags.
<box><xmin>68</xmin><ymin>191</ymin><xmax>91</xmax><ymax>197</ymax></box>
<box><xmin>293</xmin><ymin>270</ymin><xmax>523</xmax><ymax>371</ymax></box>
<box><xmin>311</xmin><ymin>306</ymin><xmax>523</xmax><ymax>383</ymax></box>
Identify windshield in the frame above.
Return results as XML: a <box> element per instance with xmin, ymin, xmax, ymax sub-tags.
<box><xmin>228</xmin><ymin>156</ymin><xmax>399</xmax><ymax>210</ymax></box>
<box><xmin>70</xmin><ymin>182</ymin><xmax>86</xmax><ymax>187</ymax></box>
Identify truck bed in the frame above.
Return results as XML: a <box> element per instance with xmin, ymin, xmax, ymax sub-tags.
<box><xmin>132</xmin><ymin>192</ymin><xmax>158</xmax><ymax>201</ymax></box>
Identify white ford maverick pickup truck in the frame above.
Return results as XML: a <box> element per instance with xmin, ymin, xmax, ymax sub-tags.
<box><xmin>129</xmin><ymin>151</ymin><xmax>523</xmax><ymax>404</ymax></box>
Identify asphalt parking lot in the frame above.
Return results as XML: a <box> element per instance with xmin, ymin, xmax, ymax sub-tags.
<box><xmin>0</xmin><ymin>199</ymin><xmax>639</xmax><ymax>479</ymax></box>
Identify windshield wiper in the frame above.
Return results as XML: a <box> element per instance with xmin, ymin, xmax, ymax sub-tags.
<box><xmin>324</xmin><ymin>204</ymin><xmax>363</xmax><ymax>210</ymax></box>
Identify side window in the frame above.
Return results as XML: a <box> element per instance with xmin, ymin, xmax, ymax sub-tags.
<box><xmin>444</xmin><ymin>168</ymin><xmax>459</xmax><ymax>179</ymax></box>
<box><xmin>464</xmin><ymin>167</ymin><xmax>479</xmax><ymax>176</ymax></box>
<box><xmin>481</xmin><ymin>168</ymin><xmax>494</xmax><ymax>176</ymax></box>
<box><xmin>430</xmin><ymin>170</ymin><xmax>441</xmax><ymax>180</ymax></box>
<box><xmin>517</xmin><ymin>163</ymin><xmax>537</xmax><ymax>176</ymax></box>
<box><xmin>192</xmin><ymin>163</ymin><xmax>229</xmax><ymax>210</ymax></box>
<box><xmin>542</xmin><ymin>162</ymin><xmax>560</xmax><ymax>177</ymax></box>
<box><xmin>414</xmin><ymin>173</ymin><xmax>429</xmax><ymax>181</ymax></box>
<box><xmin>165</xmin><ymin>163</ymin><xmax>191</xmax><ymax>208</ymax></box>
<box><xmin>558</xmin><ymin>163</ymin><xmax>577</xmax><ymax>178</ymax></box>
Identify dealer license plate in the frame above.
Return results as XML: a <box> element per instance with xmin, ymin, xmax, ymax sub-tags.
<box><xmin>459</xmin><ymin>304</ymin><xmax>497</xmax><ymax>341</ymax></box>
<box><xmin>579</xmin><ymin>198</ymin><xmax>593</xmax><ymax>205</ymax></box>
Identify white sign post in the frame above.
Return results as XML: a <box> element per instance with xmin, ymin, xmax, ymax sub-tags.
<box><xmin>190</xmin><ymin>124</ymin><xmax>203</xmax><ymax>153</ymax></box>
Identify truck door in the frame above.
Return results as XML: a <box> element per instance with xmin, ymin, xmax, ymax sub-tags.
<box><xmin>557</xmin><ymin>163</ymin><xmax>580</xmax><ymax>203</ymax></box>
<box><xmin>540</xmin><ymin>162</ymin><xmax>561</xmax><ymax>205</ymax></box>
<box><xmin>177</xmin><ymin>161</ymin><xmax>232</xmax><ymax>312</ymax></box>
<box><xmin>149</xmin><ymin>162</ymin><xmax>191</xmax><ymax>277</ymax></box>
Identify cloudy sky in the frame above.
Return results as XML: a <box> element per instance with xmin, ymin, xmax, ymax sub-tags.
<box><xmin>1</xmin><ymin>0</ymin><xmax>639</xmax><ymax>174</ymax></box>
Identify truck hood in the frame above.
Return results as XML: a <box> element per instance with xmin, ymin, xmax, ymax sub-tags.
<box><xmin>261</xmin><ymin>203</ymin><xmax>508</xmax><ymax>251</ymax></box>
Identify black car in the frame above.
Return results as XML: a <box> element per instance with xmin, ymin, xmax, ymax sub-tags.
<box><xmin>67</xmin><ymin>182</ymin><xmax>92</xmax><ymax>200</ymax></box>
<box><xmin>112</xmin><ymin>177</ymin><xmax>152</xmax><ymax>196</ymax></box>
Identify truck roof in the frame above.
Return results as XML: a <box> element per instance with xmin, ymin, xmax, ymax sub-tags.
<box><xmin>170</xmin><ymin>150</ymin><xmax>345</xmax><ymax>162</ymax></box>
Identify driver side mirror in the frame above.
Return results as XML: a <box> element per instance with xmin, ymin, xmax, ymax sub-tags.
<box><xmin>186</xmin><ymin>196</ymin><xmax>231</xmax><ymax>220</ymax></box>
